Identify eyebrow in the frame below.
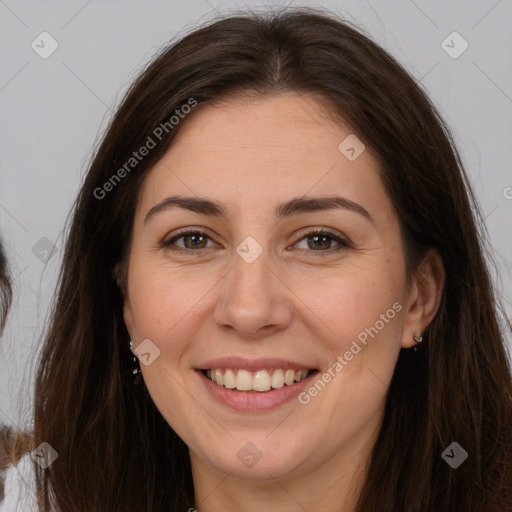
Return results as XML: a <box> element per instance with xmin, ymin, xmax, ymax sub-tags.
<box><xmin>144</xmin><ymin>195</ymin><xmax>374</xmax><ymax>225</ymax></box>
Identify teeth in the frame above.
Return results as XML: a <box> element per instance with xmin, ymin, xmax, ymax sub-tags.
<box><xmin>235</xmin><ymin>369</ymin><xmax>253</xmax><ymax>391</ymax></box>
<box><xmin>284</xmin><ymin>369</ymin><xmax>295</xmax><ymax>385</ymax></box>
<box><xmin>224</xmin><ymin>369</ymin><xmax>236</xmax><ymax>389</ymax></box>
<box><xmin>204</xmin><ymin>368</ymin><xmax>311</xmax><ymax>392</ymax></box>
<box><xmin>214</xmin><ymin>369</ymin><xmax>224</xmax><ymax>386</ymax></box>
<box><xmin>253</xmin><ymin>370</ymin><xmax>271</xmax><ymax>392</ymax></box>
<box><xmin>295</xmin><ymin>369</ymin><xmax>308</xmax><ymax>382</ymax></box>
<box><xmin>271</xmin><ymin>369</ymin><xmax>285</xmax><ymax>389</ymax></box>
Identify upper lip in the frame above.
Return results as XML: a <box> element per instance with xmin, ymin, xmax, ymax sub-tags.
<box><xmin>195</xmin><ymin>357</ymin><xmax>317</xmax><ymax>372</ymax></box>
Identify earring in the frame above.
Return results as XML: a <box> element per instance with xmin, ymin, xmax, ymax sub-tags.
<box><xmin>129</xmin><ymin>339</ymin><xmax>142</xmax><ymax>385</ymax></box>
<box><xmin>413</xmin><ymin>333</ymin><xmax>423</xmax><ymax>352</ymax></box>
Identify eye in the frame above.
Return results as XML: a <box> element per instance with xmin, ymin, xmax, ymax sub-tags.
<box><xmin>162</xmin><ymin>230</ymin><xmax>218</xmax><ymax>254</ymax></box>
<box><xmin>293</xmin><ymin>229</ymin><xmax>351</xmax><ymax>254</ymax></box>
<box><xmin>161</xmin><ymin>228</ymin><xmax>351</xmax><ymax>255</ymax></box>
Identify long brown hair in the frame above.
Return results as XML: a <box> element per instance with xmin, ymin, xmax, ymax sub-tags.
<box><xmin>0</xmin><ymin>239</ymin><xmax>11</xmax><ymax>336</ymax></box>
<box><xmin>0</xmin><ymin>425</ymin><xmax>35</xmax><ymax>500</ymax></box>
<box><xmin>0</xmin><ymin>242</ymin><xmax>36</xmax><ymax>503</ymax></box>
<box><xmin>0</xmin><ymin>240</ymin><xmax>17</xmax><ymax>503</ymax></box>
<box><xmin>33</xmin><ymin>7</ymin><xmax>512</xmax><ymax>511</ymax></box>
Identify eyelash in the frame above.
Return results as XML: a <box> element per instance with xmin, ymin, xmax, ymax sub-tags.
<box><xmin>161</xmin><ymin>228</ymin><xmax>351</xmax><ymax>256</ymax></box>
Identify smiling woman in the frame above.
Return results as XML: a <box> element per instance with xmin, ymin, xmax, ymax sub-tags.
<box><xmin>32</xmin><ymin>6</ymin><xmax>512</xmax><ymax>512</ymax></box>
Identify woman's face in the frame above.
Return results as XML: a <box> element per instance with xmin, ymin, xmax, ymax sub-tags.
<box><xmin>123</xmin><ymin>93</ymin><xmax>427</xmax><ymax>482</ymax></box>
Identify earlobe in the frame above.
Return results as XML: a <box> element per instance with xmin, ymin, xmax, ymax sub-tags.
<box><xmin>401</xmin><ymin>249</ymin><xmax>445</xmax><ymax>349</ymax></box>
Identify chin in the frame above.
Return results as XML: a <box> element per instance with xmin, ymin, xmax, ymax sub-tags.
<box><xmin>197</xmin><ymin>437</ymin><xmax>309</xmax><ymax>480</ymax></box>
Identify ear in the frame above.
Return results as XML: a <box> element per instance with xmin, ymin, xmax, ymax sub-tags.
<box><xmin>122</xmin><ymin>295</ymin><xmax>136</xmax><ymax>342</ymax></box>
<box><xmin>112</xmin><ymin>262</ymin><xmax>136</xmax><ymax>340</ymax></box>
<box><xmin>401</xmin><ymin>248</ymin><xmax>445</xmax><ymax>349</ymax></box>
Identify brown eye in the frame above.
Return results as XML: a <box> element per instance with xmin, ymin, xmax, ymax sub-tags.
<box><xmin>181</xmin><ymin>233</ymin><xmax>208</xmax><ymax>249</ymax></box>
<box><xmin>307</xmin><ymin>234</ymin><xmax>333</xmax><ymax>250</ymax></box>
<box><xmin>294</xmin><ymin>229</ymin><xmax>350</xmax><ymax>254</ymax></box>
<box><xmin>162</xmin><ymin>228</ymin><xmax>350</xmax><ymax>255</ymax></box>
<box><xmin>162</xmin><ymin>230</ymin><xmax>215</xmax><ymax>253</ymax></box>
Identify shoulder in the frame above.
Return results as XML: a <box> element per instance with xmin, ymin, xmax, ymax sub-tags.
<box><xmin>0</xmin><ymin>454</ymin><xmax>37</xmax><ymax>511</ymax></box>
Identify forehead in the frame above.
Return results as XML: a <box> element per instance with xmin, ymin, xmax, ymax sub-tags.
<box><xmin>169</xmin><ymin>92</ymin><xmax>357</xmax><ymax>155</ymax></box>
<box><xmin>137</xmin><ymin>93</ymin><xmax>390</xmax><ymax>222</ymax></box>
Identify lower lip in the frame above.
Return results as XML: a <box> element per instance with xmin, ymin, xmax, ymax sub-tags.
<box><xmin>196</xmin><ymin>370</ymin><xmax>317</xmax><ymax>411</ymax></box>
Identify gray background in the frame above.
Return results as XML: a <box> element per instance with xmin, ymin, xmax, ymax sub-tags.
<box><xmin>1</xmin><ymin>0</ymin><xmax>511</xmax><ymax>430</ymax></box>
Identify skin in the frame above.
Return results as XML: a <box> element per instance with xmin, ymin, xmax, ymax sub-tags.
<box><xmin>122</xmin><ymin>92</ymin><xmax>445</xmax><ymax>512</ymax></box>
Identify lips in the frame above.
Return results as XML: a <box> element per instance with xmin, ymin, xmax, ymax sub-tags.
<box><xmin>197</xmin><ymin>366</ymin><xmax>319</xmax><ymax>411</ymax></box>
<box><xmin>196</xmin><ymin>356</ymin><xmax>316</xmax><ymax>373</ymax></box>
<box><xmin>195</xmin><ymin>357</ymin><xmax>318</xmax><ymax>394</ymax></box>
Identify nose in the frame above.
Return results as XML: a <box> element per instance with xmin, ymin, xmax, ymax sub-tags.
<box><xmin>212</xmin><ymin>245</ymin><xmax>293</xmax><ymax>339</ymax></box>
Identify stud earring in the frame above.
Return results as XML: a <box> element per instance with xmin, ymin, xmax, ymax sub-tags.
<box><xmin>129</xmin><ymin>339</ymin><xmax>142</xmax><ymax>385</ymax></box>
<box><xmin>413</xmin><ymin>333</ymin><xmax>423</xmax><ymax>352</ymax></box>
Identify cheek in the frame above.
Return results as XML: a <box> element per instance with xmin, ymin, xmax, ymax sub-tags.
<box><xmin>127</xmin><ymin>261</ymin><xmax>208</xmax><ymax>353</ymax></box>
<box><xmin>131</xmin><ymin>254</ymin><xmax>202</xmax><ymax>311</ymax></box>
<box><xmin>293</xmin><ymin>264</ymin><xmax>404</xmax><ymax>350</ymax></box>
<box><xmin>291</xmin><ymin>268</ymin><xmax>404</xmax><ymax>437</ymax></box>
<box><xmin>127</xmin><ymin>262</ymin><xmax>209</xmax><ymax>427</ymax></box>
<box><xmin>289</xmin><ymin>265</ymin><xmax>406</xmax><ymax>404</ymax></box>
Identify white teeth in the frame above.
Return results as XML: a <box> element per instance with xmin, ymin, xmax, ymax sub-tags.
<box><xmin>204</xmin><ymin>368</ymin><xmax>311</xmax><ymax>392</ymax></box>
<box><xmin>253</xmin><ymin>370</ymin><xmax>271</xmax><ymax>392</ymax></box>
<box><xmin>284</xmin><ymin>369</ymin><xmax>295</xmax><ymax>386</ymax></box>
<box><xmin>295</xmin><ymin>369</ymin><xmax>308</xmax><ymax>382</ymax></box>
<box><xmin>214</xmin><ymin>369</ymin><xmax>224</xmax><ymax>386</ymax></box>
<box><xmin>271</xmin><ymin>369</ymin><xmax>285</xmax><ymax>389</ymax></box>
<box><xmin>224</xmin><ymin>369</ymin><xmax>236</xmax><ymax>389</ymax></box>
<box><xmin>235</xmin><ymin>369</ymin><xmax>253</xmax><ymax>391</ymax></box>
